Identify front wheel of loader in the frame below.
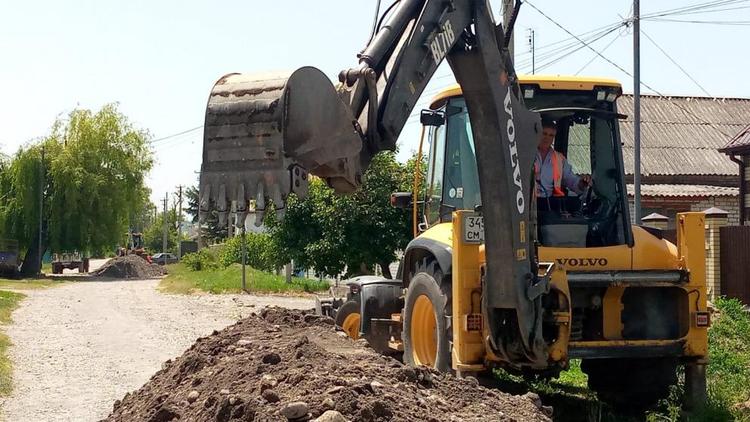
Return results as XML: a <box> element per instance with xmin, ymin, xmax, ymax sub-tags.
<box><xmin>335</xmin><ymin>300</ymin><xmax>361</xmax><ymax>340</ymax></box>
<box><xmin>402</xmin><ymin>262</ymin><xmax>451</xmax><ymax>373</ymax></box>
<box><xmin>582</xmin><ymin>357</ymin><xmax>677</xmax><ymax>411</ymax></box>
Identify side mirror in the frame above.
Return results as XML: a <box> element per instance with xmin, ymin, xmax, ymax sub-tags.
<box><xmin>390</xmin><ymin>192</ymin><xmax>413</xmax><ymax>209</ymax></box>
<box><xmin>420</xmin><ymin>109</ymin><xmax>445</xmax><ymax>127</ymax></box>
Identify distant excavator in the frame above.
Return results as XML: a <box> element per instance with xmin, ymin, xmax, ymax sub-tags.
<box><xmin>117</xmin><ymin>231</ymin><xmax>151</xmax><ymax>263</ymax></box>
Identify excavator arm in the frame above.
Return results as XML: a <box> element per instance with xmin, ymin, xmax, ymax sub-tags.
<box><xmin>199</xmin><ymin>0</ymin><xmax>547</xmax><ymax>366</ymax></box>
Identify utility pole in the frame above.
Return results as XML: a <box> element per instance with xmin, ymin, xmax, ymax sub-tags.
<box><xmin>228</xmin><ymin>202</ymin><xmax>235</xmax><ymax>238</ymax></box>
<box><xmin>176</xmin><ymin>185</ymin><xmax>183</xmax><ymax>236</ymax></box>
<box><xmin>502</xmin><ymin>0</ymin><xmax>515</xmax><ymax>59</ymax></box>
<box><xmin>162</xmin><ymin>193</ymin><xmax>168</xmax><ymax>254</ymax></box>
<box><xmin>633</xmin><ymin>0</ymin><xmax>642</xmax><ymax>223</ymax></box>
<box><xmin>37</xmin><ymin>146</ymin><xmax>44</xmax><ymax>275</ymax></box>
<box><xmin>241</xmin><ymin>224</ymin><xmax>247</xmax><ymax>292</ymax></box>
<box><xmin>528</xmin><ymin>28</ymin><xmax>536</xmax><ymax>74</ymax></box>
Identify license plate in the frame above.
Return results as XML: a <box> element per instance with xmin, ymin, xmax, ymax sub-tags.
<box><xmin>462</xmin><ymin>214</ymin><xmax>484</xmax><ymax>244</ymax></box>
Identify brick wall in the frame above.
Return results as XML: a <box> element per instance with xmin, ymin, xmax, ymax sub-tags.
<box><xmin>689</xmin><ymin>197</ymin><xmax>739</xmax><ymax>226</ymax></box>
<box><xmin>628</xmin><ymin>195</ymin><xmax>740</xmax><ymax>227</ymax></box>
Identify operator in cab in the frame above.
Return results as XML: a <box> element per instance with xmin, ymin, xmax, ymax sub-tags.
<box><xmin>534</xmin><ymin>119</ymin><xmax>591</xmax><ymax>203</ymax></box>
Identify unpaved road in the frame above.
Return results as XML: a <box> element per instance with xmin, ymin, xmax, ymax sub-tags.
<box><xmin>0</xmin><ymin>278</ymin><xmax>314</xmax><ymax>422</ymax></box>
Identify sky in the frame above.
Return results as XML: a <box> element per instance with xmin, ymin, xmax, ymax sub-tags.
<box><xmin>1</xmin><ymin>0</ymin><xmax>749</xmax><ymax>207</ymax></box>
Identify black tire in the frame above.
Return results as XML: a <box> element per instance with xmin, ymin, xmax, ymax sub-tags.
<box><xmin>334</xmin><ymin>300</ymin><xmax>361</xmax><ymax>340</ymax></box>
<box><xmin>402</xmin><ymin>259</ymin><xmax>451</xmax><ymax>373</ymax></box>
<box><xmin>582</xmin><ymin>357</ymin><xmax>678</xmax><ymax>411</ymax></box>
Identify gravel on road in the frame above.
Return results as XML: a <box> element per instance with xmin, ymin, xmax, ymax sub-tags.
<box><xmin>0</xmin><ymin>278</ymin><xmax>313</xmax><ymax>422</ymax></box>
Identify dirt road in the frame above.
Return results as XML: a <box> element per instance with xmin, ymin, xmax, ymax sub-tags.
<box><xmin>0</xmin><ymin>278</ymin><xmax>313</xmax><ymax>422</ymax></box>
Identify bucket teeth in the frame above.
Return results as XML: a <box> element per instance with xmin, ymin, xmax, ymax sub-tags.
<box><xmin>199</xmin><ymin>67</ymin><xmax>364</xmax><ymax>220</ymax></box>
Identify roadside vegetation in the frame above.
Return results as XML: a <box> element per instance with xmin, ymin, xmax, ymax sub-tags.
<box><xmin>0</xmin><ymin>278</ymin><xmax>60</xmax><ymax>290</ymax></box>
<box><xmin>159</xmin><ymin>262</ymin><xmax>328</xmax><ymax>294</ymax></box>
<box><xmin>0</xmin><ymin>290</ymin><xmax>25</xmax><ymax>395</ymax></box>
<box><xmin>0</xmin><ymin>104</ymin><xmax>153</xmax><ymax>276</ymax></box>
<box><xmin>492</xmin><ymin>297</ymin><xmax>750</xmax><ymax>421</ymax></box>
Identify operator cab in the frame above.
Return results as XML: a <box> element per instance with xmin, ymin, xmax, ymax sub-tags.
<box><xmin>420</xmin><ymin>76</ymin><xmax>630</xmax><ymax>248</ymax></box>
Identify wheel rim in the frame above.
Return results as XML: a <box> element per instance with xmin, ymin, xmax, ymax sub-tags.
<box><xmin>341</xmin><ymin>313</ymin><xmax>361</xmax><ymax>340</ymax></box>
<box><xmin>411</xmin><ymin>294</ymin><xmax>437</xmax><ymax>367</ymax></box>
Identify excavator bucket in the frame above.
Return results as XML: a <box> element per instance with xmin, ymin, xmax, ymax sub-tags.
<box><xmin>199</xmin><ymin>67</ymin><xmax>364</xmax><ymax>226</ymax></box>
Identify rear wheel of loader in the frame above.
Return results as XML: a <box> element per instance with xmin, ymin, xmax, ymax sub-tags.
<box><xmin>403</xmin><ymin>260</ymin><xmax>451</xmax><ymax>372</ymax></box>
<box><xmin>334</xmin><ymin>300</ymin><xmax>361</xmax><ymax>340</ymax></box>
<box><xmin>582</xmin><ymin>357</ymin><xmax>677</xmax><ymax>411</ymax></box>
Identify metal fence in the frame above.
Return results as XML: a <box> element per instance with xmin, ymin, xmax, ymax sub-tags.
<box><xmin>720</xmin><ymin>226</ymin><xmax>750</xmax><ymax>305</ymax></box>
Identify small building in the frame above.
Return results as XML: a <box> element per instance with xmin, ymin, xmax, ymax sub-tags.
<box><xmin>617</xmin><ymin>94</ymin><xmax>749</xmax><ymax>227</ymax></box>
<box><xmin>718</xmin><ymin>124</ymin><xmax>750</xmax><ymax>225</ymax></box>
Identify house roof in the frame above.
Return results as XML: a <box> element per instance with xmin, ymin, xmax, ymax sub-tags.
<box><xmin>626</xmin><ymin>183</ymin><xmax>739</xmax><ymax>198</ymax></box>
<box><xmin>617</xmin><ymin>94</ymin><xmax>750</xmax><ymax>177</ymax></box>
<box><xmin>719</xmin><ymin>123</ymin><xmax>750</xmax><ymax>154</ymax></box>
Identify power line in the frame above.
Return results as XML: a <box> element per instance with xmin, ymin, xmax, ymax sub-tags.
<box><xmin>640</xmin><ymin>28</ymin><xmax>712</xmax><ymax>96</ymax></box>
<box><xmin>641</xmin><ymin>0</ymin><xmax>749</xmax><ymax>19</ymax></box>
<box><xmin>575</xmin><ymin>28</ymin><xmax>623</xmax><ymax>75</ymax></box>
<box><xmin>149</xmin><ymin>126</ymin><xmax>203</xmax><ymax>144</ymax></box>
<box><xmin>524</xmin><ymin>0</ymin><xmax>733</xmax><ymax>139</ymax></box>
<box><xmin>646</xmin><ymin>17</ymin><xmax>750</xmax><ymax>25</ymax></box>
<box><xmin>523</xmin><ymin>1</ymin><xmax>658</xmax><ymax>90</ymax></box>
<box><xmin>532</xmin><ymin>24</ymin><xmax>624</xmax><ymax>72</ymax></box>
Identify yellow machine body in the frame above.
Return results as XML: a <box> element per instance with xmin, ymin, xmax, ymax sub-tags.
<box><xmin>412</xmin><ymin>76</ymin><xmax>708</xmax><ymax>373</ymax></box>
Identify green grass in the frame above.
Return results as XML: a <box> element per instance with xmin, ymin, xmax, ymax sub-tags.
<box><xmin>489</xmin><ymin>298</ymin><xmax>750</xmax><ymax>421</ymax></box>
<box><xmin>0</xmin><ymin>278</ymin><xmax>61</xmax><ymax>290</ymax></box>
<box><xmin>0</xmin><ymin>290</ymin><xmax>25</xmax><ymax>395</ymax></box>
<box><xmin>159</xmin><ymin>263</ymin><xmax>330</xmax><ymax>294</ymax></box>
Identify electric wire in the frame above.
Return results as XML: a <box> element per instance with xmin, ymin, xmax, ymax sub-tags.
<box><xmin>646</xmin><ymin>17</ymin><xmax>750</xmax><ymax>25</ymax></box>
<box><xmin>640</xmin><ymin>28</ymin><xmax>712</xmax><ymax>96</ymax></box>
<box><xmin>149</xmin><ymin>126</ymin><xmax>203</xmax><ymax>145</ymax></box>
<box><xmin>641</xmin><ymin>0</ymin><xmax>749</xmax><ymax>19</ymax></box>
<box><xmin>523</xmin><ymin>0</ymin><xmax>734</xmax><ymax>138</ymax></box>
<box><xmin>575</xmin><ymin>28</ymin><xmax>623</xmax><ymax>75</ymax></box>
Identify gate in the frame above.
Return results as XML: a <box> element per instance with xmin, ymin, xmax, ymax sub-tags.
<box><xmin>720</xmin><ymin>226</ymin><xmax>750</xmax><ymax>305</ymax></box>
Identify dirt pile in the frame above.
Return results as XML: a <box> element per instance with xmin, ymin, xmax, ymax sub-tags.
<box><xmin>103</xmin><ymin>307</ymin><xmax>551</xmax><ymax>422</ymax></box>
<box><xmin>94</xmin><ymin>255</ymin><xmax>166</xmax><ymax>279</ymax></box>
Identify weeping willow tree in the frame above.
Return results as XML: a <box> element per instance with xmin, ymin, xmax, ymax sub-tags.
<box><xmin>0</xmin><ymin>104</ymin><xmax>153</xmax><ymax>275</ymax></box>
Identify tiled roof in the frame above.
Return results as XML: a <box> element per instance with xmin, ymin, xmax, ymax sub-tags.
<box><xmin>617</xmin><ymin>95</ymin><xmax>750</xmax><ymax>176</ymax></box>
<box><xmin>719</xmin><ymin>124</ymin><xmax>750</xmax><ymax>154</ymax></box>
<box><xmin>626</xmin><ymin>183</ymin><xmax>739</xmax><ymax>198</ymax></box>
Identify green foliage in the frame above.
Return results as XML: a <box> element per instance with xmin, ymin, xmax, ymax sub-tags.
<box><xmin>143</xmin><ymin>208</ymin><xmax>181</xmax><ymax>254</ymax></box>
<box><xmin>218</xmin><ymin>233</ymin><xmax>276</xmax><ymax>272</ymax></box>
<box><xmin>184</xmin><ymin>185</ymin><xmax>227</xmax><ymax>243</ymax></box>
<box><xmin>269</xmin><ymin>151</ymin><xmax>419</xmax><ymax>277</ymax></box>
<box><xmin>181</xmin><ymin>249</ymin><xmax>218</xmax><ymax>271</ymax></box>
<box><xmin>0</xmin><ymin>290</ymin><xmax>25</xmax><ymax>396</ymax></box>
<box><xmin>159</xmin><ymin>263</ymin><xmax>328</xmax><ymax>294</ymax></box>
<box><xmin>0</xmin><ymin>104</ymin><xmax>153</xmax><ymax>263</ymax></box>
<box><xmin>706</xmin><ymin>297</ymin><xmax>750</xmax><ymax>419</ymax></box>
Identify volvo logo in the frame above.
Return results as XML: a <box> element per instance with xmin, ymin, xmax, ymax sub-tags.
<box><xmin>503</xmin><ymin>87</ymin><xmax>524</xmax><ymax>214</ymax></box>
<box><xmin>556</xmin><ymin>257</ymin><xmax>609</xmax><ymax>267</ymax></box>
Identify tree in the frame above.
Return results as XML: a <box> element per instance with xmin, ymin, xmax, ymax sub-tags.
<box><xmin>268</xmin><ymin>151</ymin><xmax>420</xmax><ymax>278</ymax></box>
<box><xmin>143</xmin><ymin>208</ymin><xmax>180</xmax><ymax>254</ymax></box>
<box><xmin>184</xmin><ymin>185</ymin><xmax>227</xmax><ymax>243</ymax></box>
<box><xmin>0</xmin><ymin>104</ymin><xmax>153</xmax><ymax>275</ymax></box>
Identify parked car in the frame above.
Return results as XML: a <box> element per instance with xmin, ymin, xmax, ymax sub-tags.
<box><xmin>152</xmin><ymin>253</ymin><xmax>178</xmax><ymax>265</ymax></box>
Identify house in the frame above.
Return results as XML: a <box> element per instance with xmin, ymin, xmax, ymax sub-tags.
<box><xmin>718</xmin><ymin>124</ymin><xmax>750</xmax><ymax>225</ymax></box>
<box><xmin>616</xmin><ymin>94</ymin><xmax>750</xmax><ymax>227</ymax></box>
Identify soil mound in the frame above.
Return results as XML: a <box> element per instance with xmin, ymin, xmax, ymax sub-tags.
<box><xmin>103</xmin><ymin>307</ymin><xmax>551</xmax><ymax>422</ymax></box>
<box><xmin>94</xmin><ymin>255</ymin><xmax>166</xmax><ymax>279</ymax></box>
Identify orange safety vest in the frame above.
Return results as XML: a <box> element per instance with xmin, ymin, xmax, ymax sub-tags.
<box><xmin>534</xmin><ymin>150</ymin><xmax>565</xmax><ymax>197</ymax></box>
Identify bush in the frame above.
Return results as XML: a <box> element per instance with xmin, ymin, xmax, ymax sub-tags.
<box><xmin>218</xmin><ymin>233</ymin><xmax>277</xmax><ymax>272</ymax></box>
<box><xmin>181</xmin><ymin>249</ymin><xmax>218</xmax><ymax>271</ymax></box>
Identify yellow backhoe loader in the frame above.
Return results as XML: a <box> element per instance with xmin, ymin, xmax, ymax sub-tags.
<box><xmin>198</xmin><ymin>0</ymin><xmax>709</xmax><ymax>410</ymax></box>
